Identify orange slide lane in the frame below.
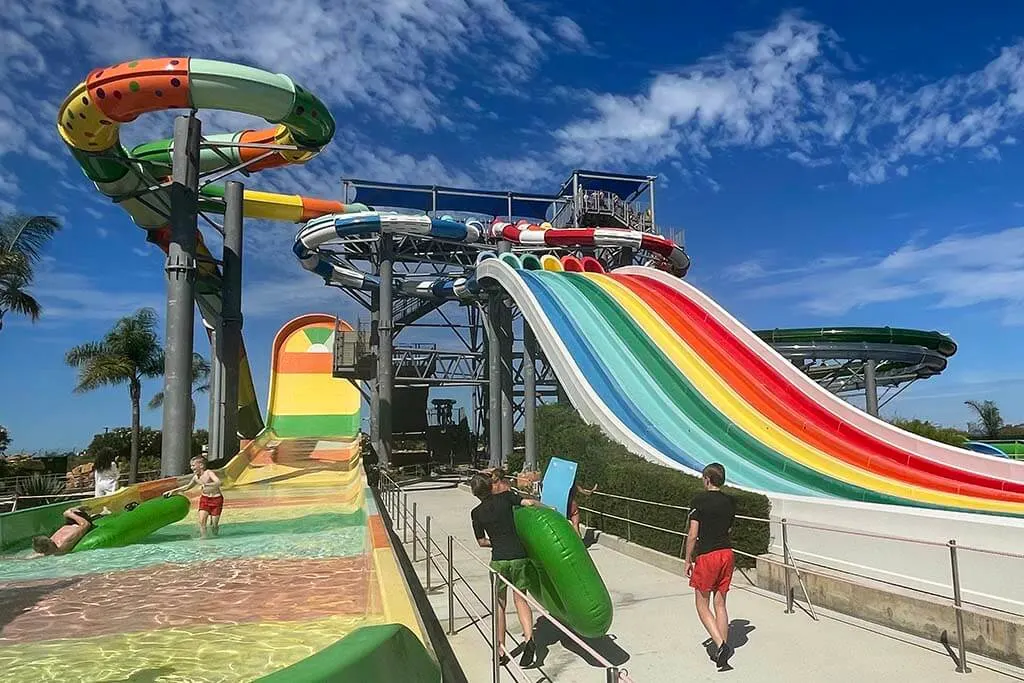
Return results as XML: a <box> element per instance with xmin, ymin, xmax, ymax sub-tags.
<box><xmin>613</xmin><ymin>274</ymin><xmax>1024</xmax><ymax>504</ymax></box>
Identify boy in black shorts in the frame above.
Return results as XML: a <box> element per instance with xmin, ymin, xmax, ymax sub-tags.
<box><xmin>684</xmin><ymin>463</ymin><xmax>736</xmax><ymax>668</ymax></box>
<box><xmin>470</xmin><ymin>473</ymin><xmax>544</xmax><ymax>667</ymax></box>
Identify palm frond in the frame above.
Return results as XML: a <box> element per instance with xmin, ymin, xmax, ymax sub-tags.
<box><xmin>0</xmin><ymin>215</ymin><xmax>61</xmax><ymax>265</ymax></box>
<box><xmin>0</xmin><ymin>285</ymin><xmax>41</xmax><ymax>320</ymax></box>
<box><xmin>148</xmin><ymin>391</ymin><xmax>165</xmax><ymax>409</ymax></box>
<box><xmin>65</xmin><ymin>341</ymin><xmax>109</xmax><ymax>367</ymax></box>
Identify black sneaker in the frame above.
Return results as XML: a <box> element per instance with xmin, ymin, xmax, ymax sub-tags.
<box><xmin>704</xmin><ymin>639</ymin><xmax>718</xmax><ymax>661</ymax></box>
<box><xmin>519</xmin><ymin>638</ymin><xmax>537</xmax><ymax>667</ymax></box>
<box><xmin>715</xmin><ymin>642</ymin><xmax>734</xmax><ymax>668</ymax></box>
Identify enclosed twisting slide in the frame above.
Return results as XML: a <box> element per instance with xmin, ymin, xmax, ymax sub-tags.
<box><xmin>58</xmin><ymin>57</ymin><xmax>365</xmax><ymax>438</ymax></box>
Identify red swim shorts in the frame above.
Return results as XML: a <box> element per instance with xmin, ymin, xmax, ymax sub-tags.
<box><xmin>689</xmin><ymin>548</ymin><xmax>734</xmax><ymax>593</ymax></box>
<box><xmin>198</xmin><ymin>495</ymin><xmax>224</xmax><ymax>516</ymax></box>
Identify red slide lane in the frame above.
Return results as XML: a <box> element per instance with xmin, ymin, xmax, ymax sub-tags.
<box><xmin>614</xmin><ymin>274</ymin><xmax>1024</xmax><ymax>503</ymax></box>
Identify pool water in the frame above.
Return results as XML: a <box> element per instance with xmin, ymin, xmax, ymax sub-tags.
<box><xmin>0</xmin><ymin>444</ymin><xmax>385</xmax><ymax>683</ymax></box>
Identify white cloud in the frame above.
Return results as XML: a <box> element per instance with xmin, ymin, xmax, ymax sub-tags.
<box><xmin>552</xmin><ymin>16</ymin><xmax>587</xmax><ymax>49</ymax></box>
<box><xmin>533</xmin><ymin>11</ymin><xmax>1024</xmax><ymax>185</ymax></box>
<box><xmin>728</xmin><ymin>226</ymin><xmax>1024</xmax><ymax>324</ymax></box>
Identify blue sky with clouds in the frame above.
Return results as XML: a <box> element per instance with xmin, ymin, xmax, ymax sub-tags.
<box><xmin>2</xmin><ymin>1</ymin><xmax>1024</xmax><ymax>452</ymax></box>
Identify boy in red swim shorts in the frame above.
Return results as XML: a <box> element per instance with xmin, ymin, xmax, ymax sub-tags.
<box><xmin>165</xmin><ymin>456</ymin><xmax>224</xmax><ymax>538</ymax></box>
<box><xmin>684</xmin><ymin>463</ymin><xmax>736</xmax><ymax>669</ymax></box>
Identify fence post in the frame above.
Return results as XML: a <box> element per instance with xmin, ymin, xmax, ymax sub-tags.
<box><xmin>425</xmin><ymin>515</ymin><xmax>432</xmax><ymax>590</ymax></box>
<box><xmin>491</xmin><ymin>571</ymin><xmax>501</xmax><ymax>682</ymax></box>
<box><xmin>447</xmin><ymin>534</ymin><xmax>455</xmax><ymax>635</ymax></box>
<box><xmin>949</xmin><ymin>539</ymin><xmax>971</xmax><ymax>674</ymax></box>
<box><xmin>782</xmin><ymin>518</ymin><xmax>794</xmax><ymax>614</ymax></box>
<box><xmin>606</xmin><ymin>667</ymin><xmax>621</xmax><ymax>682</ymax></box>
<box><xmin>402</xmin><ymin>494</ymin><xmax>409</xmax><ymax>543</ymax></box>
<box><xmin>412</xmin><ymin>502</ymin><xmax>419</xmax><ymax>562</ymax></box>
<box><xmin>626</xmin><ymin>502</ymin><xmax>631</xmax><ymax>543</ymax></box>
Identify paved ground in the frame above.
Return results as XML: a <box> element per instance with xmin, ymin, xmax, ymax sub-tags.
<box><xmin>388</xmin><ymin>478</ymin><xmax>1024</xmax><ymax>683</ymax></box>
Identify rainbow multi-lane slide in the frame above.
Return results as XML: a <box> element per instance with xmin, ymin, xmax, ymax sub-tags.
<box><xmin>0</xmin><ymin>315</ymin><xmax>439</xmax><ymax>681</ymax></box>
<box><xmin>478</xmin><ymin>258</ymin><xmax>1024</xmax><ymax>517</ymax></box>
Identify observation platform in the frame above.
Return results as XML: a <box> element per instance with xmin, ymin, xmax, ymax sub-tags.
<box><xmin>386</xmin><ymin>479</ymin><xmax>1020</xmax><ymax>682</ymax></box>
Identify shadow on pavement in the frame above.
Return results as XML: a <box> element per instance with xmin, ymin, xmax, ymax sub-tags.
<box><xmin>529</xmin><ymin>616</ymin><xmax>631</xmax><ymax>669</ymax></box>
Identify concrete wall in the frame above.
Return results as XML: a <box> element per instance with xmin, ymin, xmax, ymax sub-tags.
<box><xmin>757</xmin><ymin>553</ymin><xmax>1023</xmax><ymax>668</ymax></box>
<box><xmin>766</xmin><ymin>495</ymin><xmax>1024</xmax><ymax>616</ymax></box>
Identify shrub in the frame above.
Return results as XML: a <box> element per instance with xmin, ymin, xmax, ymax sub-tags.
<box><xmin>15</xmin><ymin>474</ymin><xmax>67</xmax><ymax>509</ymax></box>
<box><xmin>534</xmin><ymin>404</ymin><xmax>770</xmax><ymax>567</ymax></box>
<box><xmin>888</xmin><ymin>417</ymin><xmax>968</xmax><ymax>447</ymax></box>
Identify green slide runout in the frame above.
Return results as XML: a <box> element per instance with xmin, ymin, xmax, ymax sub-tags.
<box><xmin>72</xmin><ymin>495</ymin><xmax>190</xmax><ymax>553</ymax></box>
<box><xmin>256</xmin><ymin>624</ymin><xmax>441</xmax><ymax>683</ymax></box>
<box><xmin>753</xmin><ymin>326</ymin><xmax>957</xmax><ymax>356</ymax></box>
<box><xmin>514</xmin><ymin>506</ymin><xmax>614</xmax><ymax>638</ymax></box>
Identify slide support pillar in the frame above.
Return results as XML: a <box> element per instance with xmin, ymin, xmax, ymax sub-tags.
<box><xmin>486</xmin><ymin>293</ymin><xmax>502</xmax><ymax>467</ymax></box>
<box><xmin>220</xmin><ymin>180</ymin><xmax>244</xmax><ymax>459</ymax></box>
<box><xmin>161</xmin><ymin>114</ymin><xmax>201</xmax><ymax>478</ymax></box>
<box><xmin>377</xmin><ymin>233</ymin><xmax>394</xmax><ymax>468</ymax></box>
<box><xmin>523</xmin><ymin>322</ymin><xmax>537</xmax><ymax>471</ymax></box>
<box><xmin>497</xmin><ymin>240</ymin><xmax>514</xmax><ymax>465</ymax></box>
<box><xmin>370</xmin><ymin>288</ymin><xmax>381</xmax><ymax>460</ymax></box>
<box><xmin>863</xmin><ymin>358</ymin><xmax>879</xmax><ymax>417</ymax></box>
<box><xmin>208</xmin><ymin>322</ymin><xmax>223</xmax><ymax>460</ymax></box>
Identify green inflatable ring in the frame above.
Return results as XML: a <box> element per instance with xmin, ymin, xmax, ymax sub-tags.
<box><xmin>513</xmin><ymin>506</ymin><xmax>613</xmax><ymax>637</ymax></box>
<box><xmin>73</xmin><ymin>494</ymin><xmax>190</xmax><ymax>553</ymax></box>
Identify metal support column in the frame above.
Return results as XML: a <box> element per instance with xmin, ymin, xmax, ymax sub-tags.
<box><xmin>864</xmin><ymin>358</ymin><xmax>879</xmax><ymax>417</ymax></box>
<box><xmin>486</xmin><ymin>293</ymin><xmax>502</xmax><ymax>467</ymax></box>
<box><xmin>220</xmin><ymin>180</ymin><xmax>244</xmax><ymax>459</ymax></box>
<box><xmin>207</xmin><ymin>322</ymin><xmax>223</xmax><ymax>458</ymax></box>
<box><xmin>378</xmin><ymin>233</ymin><xmax>394</xmax><ymax>468</ymax></box>
<box><xmin>161</xmin><ymin>114</ymin><xmax>201</xmax><ymax>477</ymax></box>
<box><xmin>523</xmin><ymin>322</ymin><xmax>537</xmax><ymax>471</ymax></box>
<box><xmin>497</xmin><ymin>241</ymin><xmax>514</xmax><ymax>465</ymax></box>
<box><xmin>370</xmin><ymin>288</ymin><xmax>381</xmax><ymax>460</ymax></box>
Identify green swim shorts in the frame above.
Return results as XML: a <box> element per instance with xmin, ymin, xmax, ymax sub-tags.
<box><xmin>490</xmin><ymin>558</ymin><xmax>532</xmax><ymax>599</ymax></box>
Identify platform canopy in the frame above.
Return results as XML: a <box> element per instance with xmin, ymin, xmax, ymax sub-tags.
<box><xmin>343</xmin><ymin>179</ymin><xmax>562</xmax><ymax>220</ymax></box>
<box><xmin>558</xmin><ymin>170</ymin><xmax>654</xmax><ymax>201</ymax></box>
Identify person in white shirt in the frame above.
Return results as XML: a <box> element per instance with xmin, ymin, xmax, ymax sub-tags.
<box><xmin>93</xmin><ymin>449</ymin><xmax>120</xmax><ymax>498</ymax></box>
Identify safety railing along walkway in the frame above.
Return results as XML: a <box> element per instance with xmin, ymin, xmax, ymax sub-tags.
<box><xmin>575</xmin><ymin>489</ymin><xmax>1024</xmax><ymax>675</ymax></box>
<box><xmin>378</xmin><ymin>471</ymin><xmax>631</xmax><ymax>682</ymax></box>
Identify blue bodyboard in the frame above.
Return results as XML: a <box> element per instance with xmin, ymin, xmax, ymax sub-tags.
<box><xmin>541</xmin><ymin>457</ymin><xmax>578</xmax><ymax>517</ymax></box>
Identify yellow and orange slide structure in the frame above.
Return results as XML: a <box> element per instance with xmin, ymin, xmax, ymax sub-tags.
<box><xmin>0</xmin><ymin>315</ymin><xmax>439</xmax><ymax>681</ymax></box>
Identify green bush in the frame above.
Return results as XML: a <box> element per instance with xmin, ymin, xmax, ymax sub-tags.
<box><xmin>887</xmin><ymin>417</ymin><xmax>968</xmax><ymax>447</ymax></box>
<box><xmin>533</xmin><ymin>404</ymin><xmax>770</xmax><ymax>568</ymax></box>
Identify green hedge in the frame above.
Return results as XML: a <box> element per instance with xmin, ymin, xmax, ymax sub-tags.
<box><xmin>519</xmin><ymin>404</ymin><xmax>770</xmax><ymax>568</ymax></box>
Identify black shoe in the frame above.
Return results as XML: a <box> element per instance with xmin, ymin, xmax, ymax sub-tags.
<box><xmin>715</xmin><ymin>642</ymin><xmax>734</xmax><ymax>668</ymax></box>
<box><xmin>519</xmin><ymin>638</ymin><xmax>536</xmax><ymax>668</ymax></box>
<box><xmin>704</xmin><ymin>640</ymin><xmax>718</xmax><ymax>661</ymax></box>
<box><xmin>499</xmin><ymin>654</ymin><xmax>509</xmax><ymax>666</ymax></box>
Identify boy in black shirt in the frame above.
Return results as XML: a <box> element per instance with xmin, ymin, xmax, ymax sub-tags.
<box><xmin>684</xmin><ymin>463</ymin><xmax>736</xmax><ymax>668</ymax></box>
<box><xmin>470</xmin><ymin>473</ymin><xmax>544</xmax><ymax>667</ymax></box>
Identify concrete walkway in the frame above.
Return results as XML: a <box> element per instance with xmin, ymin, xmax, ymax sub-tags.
<box><xmin>389</xmin><ymin>479</ymin><xmax>1023</xmax><ymax>683</ymax></box>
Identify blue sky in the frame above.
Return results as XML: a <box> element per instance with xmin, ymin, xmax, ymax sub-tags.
<box><xmin>2</xmin><ymin>1</ymin><xmax>1024</xmax><ymax>452</ymax></box>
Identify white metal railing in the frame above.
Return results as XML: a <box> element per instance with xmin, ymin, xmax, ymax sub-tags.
<box><xmin>378</xmin><ymin>471</ymin><xmax>631</xmax><ymax>682</ymax></box>
<box><xmin>575</xmin><ymin>488</ymin><xmax>1024</xmax><ymax>674</ymax></box>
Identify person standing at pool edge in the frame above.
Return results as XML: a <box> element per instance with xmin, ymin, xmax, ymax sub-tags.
<box><xmin>470</xmin><ymin>473</ymin><xmax>543</xmax><ymax>667</ymax></box>
<box><xmin>684</xmin><ymin>462</ymin><xmax>736</xmax><ymax>668</ymax></box>
<box><xmin>164</xmin><ymin>456</ymin><xmax>224</xmax><ymax>538</ymax></box>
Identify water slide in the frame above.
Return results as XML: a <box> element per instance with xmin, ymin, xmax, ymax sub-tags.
<box><xmin>58</xmin><ymin>57</ymin><xmax>367</xmax><ymax>438</ymax></box>
<box><xmin>0</xmin><ymin>314</ymin><xmax>438</xmax><ymax>681</ymax></box>
<box><xmin>474</xmin><ymin>259</ymin><xmax>1024</xmax><ymax>516</ymax></box>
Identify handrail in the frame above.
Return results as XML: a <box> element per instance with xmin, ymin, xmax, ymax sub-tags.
<box><xmin>379</xmin><ymin>471</ymin><xmax>631</xmax><ymax>682</ymax></box>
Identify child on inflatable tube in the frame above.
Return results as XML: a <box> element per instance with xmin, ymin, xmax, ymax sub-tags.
<box><xmin>469</xmin><ymin>472</ymin><xmax>547</xmax><ymax>668</ymax></box>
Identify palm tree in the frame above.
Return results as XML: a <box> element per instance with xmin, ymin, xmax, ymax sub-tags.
<box><xmin>65</xmin><ymin>308</ymin><xmax>164</xmax><ymax>483</ymax></box>
<box><xmin>148</xmin><ymin>353</ymin><xmax>211</xmax><ymax>434</ymax></box>
<box><xmin>965</xmin><ymin>400</ymin><xmax>1005</xmax><ymax>439</ymax></box>
<box><xmin>0</xmin><ymin>214</ymin><xmax>61</xmax><ymax>331</ymax></box>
